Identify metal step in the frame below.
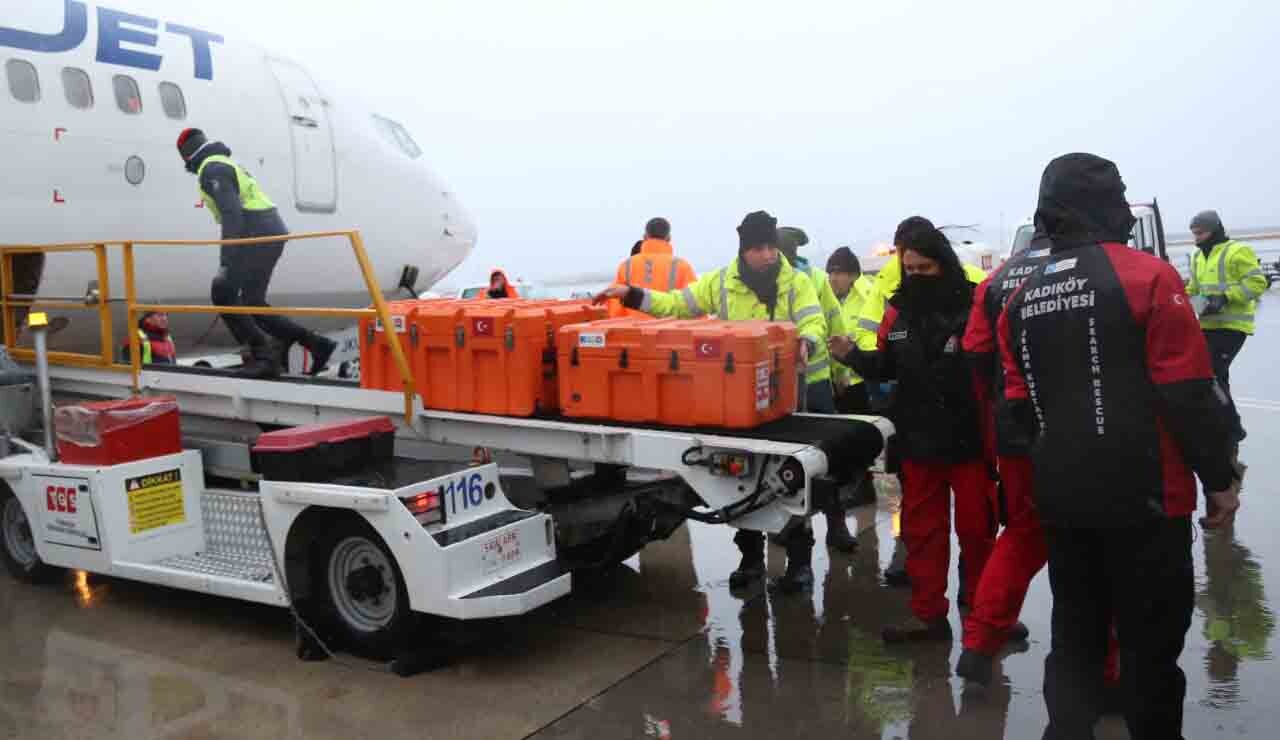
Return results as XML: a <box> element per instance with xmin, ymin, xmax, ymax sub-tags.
<box><xmin>153</xmin><ymin>489</ymin><xmax>276</xmax><ymax>584</ymax></box>
<box><xmin>155</xmin><ymin>551</ymin><xmax>274</xmax><ymax>583</ymax></box>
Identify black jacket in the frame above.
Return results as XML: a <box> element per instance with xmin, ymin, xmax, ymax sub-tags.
<box><xmin>999</xmin><ymin>153</ymin><xmax>1235</xmax><ymax>526</ymax></box>
<box><xmin>844</xmin><ymin>283</ymin><xmax>985</xmax><ymax>464</ymax></box>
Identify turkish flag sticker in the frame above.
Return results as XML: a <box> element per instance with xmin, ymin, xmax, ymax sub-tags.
<box><xmin>695</xmin><ymin>339</ymin><xmax>722</xmax><ymax>359</ymax></box>
<box><xmin>472</xmin><ymin>317</ymin><xmax>494</xmax><ymax>336</ymax></box>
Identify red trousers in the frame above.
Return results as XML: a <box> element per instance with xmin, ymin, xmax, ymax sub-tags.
<box><xmin>901</xmin><ymin>459</ymin><xmax>997</xmax><ymax>622</ymax></box>
<box><xmin>963</xmin><ymin>455</ymin><xmax>1048</xmax><ymax>654</ymax></box>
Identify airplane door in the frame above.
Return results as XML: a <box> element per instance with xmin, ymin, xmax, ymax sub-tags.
<box><xmin>267</xmin><ymin>59</ymin><xmax>337</xmax><ymax>212</ymax></box>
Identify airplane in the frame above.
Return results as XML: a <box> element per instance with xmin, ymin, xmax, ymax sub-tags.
<box><xmin>0</xmin><ymin>0</ymin><xmax>477</xmax><ymax>369</ymax></box>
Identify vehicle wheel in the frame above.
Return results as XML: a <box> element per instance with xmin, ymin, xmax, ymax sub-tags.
<box><xmin>312</xmin><ymin>518</ymin><xmax>412</xmax><ymax>660</ymax></box>
<box><xmin>0</xmin><ymin>484</ymin><xmax>60</xmax><ymax>584</ymax></box>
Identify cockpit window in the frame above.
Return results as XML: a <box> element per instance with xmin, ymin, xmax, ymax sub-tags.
<box><xmin>372</xmin><ymin>114</ymin><xmax>422</xmax><ymax>159</ymax></box>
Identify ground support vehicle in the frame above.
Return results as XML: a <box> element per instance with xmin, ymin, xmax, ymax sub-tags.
<box><xmin>2</xmin><ymin>361</ymin><xmax>890</xmax><ymax>672</ymax></box>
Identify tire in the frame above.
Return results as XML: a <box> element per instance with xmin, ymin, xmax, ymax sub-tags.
<box><xmin>0</xmin><ymin>484</ymin><xmax>60</xmax><ymax>584</ymax></box>
<box><xmin>311</xmin><ymin>518</ymin><xmax>413</xmax><ymax>660</ymax></box>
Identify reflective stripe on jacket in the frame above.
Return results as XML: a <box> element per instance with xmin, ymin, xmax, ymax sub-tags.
<box><xmin>832</xmin><ymin>273</ymin><xmax>875</xmax><ymax>388</ymax></box>
<box><xmin>610</xmin><ymin>239</ymin><xmax>697</xmax><ymax>318</ymax></box>
<box><xmin>1186</xmin><ymin>239</ymin><xmax>1265</xmax><ymax>334</ymax></box>
<box><xmin>638</xmin><ymin>258</ymin><xmax>830</xmax><ymax>381</ymax></box>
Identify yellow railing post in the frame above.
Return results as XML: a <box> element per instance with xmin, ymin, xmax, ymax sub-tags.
<box><xmin>94</xmin><ymin>244</ymin><xmax>113</xmax><ymax>365</ymax></box>
<box><xmin>347</xmin><ymin>231</ymin><xmax>417</xmax><ymax>424</ymax></box>
<box><xmin>0</xmin><ymin>251</ymin><xmax>13</xmax><ymax>348</ymax></box>
<box><xmin>122</xmin><ymin>242</ymin><xmax>140</xmax><ymax>392</ymax></box>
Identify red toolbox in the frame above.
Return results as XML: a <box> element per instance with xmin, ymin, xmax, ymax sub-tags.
<box><xmin>54</xmin><ymin>396</ymin><xmax>182</xmax><ymax>465</ymax></box>
<box><xmin>558</xmin><ymin>318</ymin><xmax>798</xmax><ymax>429</ymax></box>
<box><xmin>358</xmin><ymin>299</ymin><xmax>441</xmax><ymax>392</ymax></box>
<box><xmin>413</xmin><ymin>300</ymin><xmax>606</xmax><ymax>416</ymax></box>
<box><xmin>251</xmin><ymin>417</ymin><xmax>395</xmax><ymax>482</ymax></box>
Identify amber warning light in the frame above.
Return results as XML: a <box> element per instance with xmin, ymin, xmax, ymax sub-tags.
<box><xmin>401</xmin><ymin>490</ymin><xmax>445</xmax><ymax>525</ymax></box>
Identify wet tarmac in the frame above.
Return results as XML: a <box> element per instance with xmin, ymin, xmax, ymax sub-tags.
<box><xmin>4</xmin><ymin>313</ymin><xmax>1280</xmax><ymax>739</ymax></box>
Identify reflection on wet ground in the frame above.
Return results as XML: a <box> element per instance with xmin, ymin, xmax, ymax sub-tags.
<box><xmin>5</xmin><ymin>314</ymin><xmax>1280</xmax><ymax>739</ymax></box>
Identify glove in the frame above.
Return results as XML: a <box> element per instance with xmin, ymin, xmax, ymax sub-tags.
<box><xmin>1202</xmin><ymin>294</ymin><xmax>1228</xmax><ymax>315</ymax></box>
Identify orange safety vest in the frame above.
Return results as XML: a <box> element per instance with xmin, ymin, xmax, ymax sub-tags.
<box><xmin>609</xmin><ymin>239</ymin><xmax>697</xmax><ymax>318</ymax></box>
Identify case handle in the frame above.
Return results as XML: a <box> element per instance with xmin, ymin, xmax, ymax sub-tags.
<box><xmin>669</xmin><ymin>350</ymin><xmax>679</xmax><ymax>371</ymax></box>
<box><xmin>619</xmin><ymin>348</ymin><xmax>629</xmax><ymax>369</ymax></box>
<box><xmin>725</xmin><ymin>352</ymin><xmax>735</xmax><ymax>374</ymax></box>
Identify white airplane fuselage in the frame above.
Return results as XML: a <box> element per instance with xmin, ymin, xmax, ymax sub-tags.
<box><xmin>1</xmin><ymin>0</ymin><xmax>476</xmax><ymax>356</ymax></box>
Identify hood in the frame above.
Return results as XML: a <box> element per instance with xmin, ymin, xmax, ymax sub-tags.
<box><xmin>1034</xmin><ymin>153</ymin><xmax>1135</xmax><ymax>249</ymax></box>
<box><xmin>487</xmin><ymin>269</ymin><xmax>519</xmax><ymax>298</ymax></box>
<box><xmin>185</xmin><ymin>141</ymin><xmax>232</xmax><ymax>174</ymax></box>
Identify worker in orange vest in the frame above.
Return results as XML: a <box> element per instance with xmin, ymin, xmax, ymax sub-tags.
<box><xmin>608</xmin><ymin>218</ymin><xmax>697</xmax><ymax>318</ymax></box>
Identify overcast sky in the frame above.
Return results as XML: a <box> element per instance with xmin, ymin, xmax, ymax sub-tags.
<box><xmin>143</xmin><ymin>0</ymin><xmax>1279</xmax><ymax>283</ymax></box>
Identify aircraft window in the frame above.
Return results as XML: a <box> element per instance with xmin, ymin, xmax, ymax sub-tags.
<box><xmin>6</xmin><ymin>59</ymin><xmax>40</xmax><ymax>103</ymax></box>
<box><xmin>112</xmin><ymin>74</ymin><xmax>142</xmax><ymax>114</ymax></box>
<box><xmin>372</xmin><ymin>115</ymin><xmax>423</xmax><ymax>159</ymax></box>
<box><xmin>158</xmin><ymin>82</ymin><xmax>186</xmax><ymax>120</ymax></box>
<box><xmin>61</xmin><ymin>68</ymin><xmax>93</xmax><ymax>109</ymax></box>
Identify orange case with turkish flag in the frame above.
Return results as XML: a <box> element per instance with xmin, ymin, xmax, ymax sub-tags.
<box><xmin>557</xmin><ymin>318</ymin><xmax>798</xmax><ymax>429</ymax></box>
<box><xmin>412</xmin><ymin>300</ymin><xmax>606</xmax><ymax>415</ymax></box>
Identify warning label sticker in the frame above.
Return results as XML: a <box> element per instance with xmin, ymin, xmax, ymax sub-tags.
<box><xmin>754</xmin><ymin>363</ymin><xmax>772</xmax><ymax>410</ymax></box>
<box><xmin>125</xmin><ymin>468</ymin><xmax>185</xmax><ymax>535</ymax></box>
<box><xmin>374</xmin><ymin>315</ymin><xmax>407</xmax><ymax>333</ymax></box>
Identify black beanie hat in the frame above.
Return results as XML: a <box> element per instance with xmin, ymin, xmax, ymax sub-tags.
<box><xmin>737</xmin><ymin>211</ymin><xmax>778</xmax><ymax>253</ymax></box>
<box><xmin>826</xmin><ymin>246</ymin><xmax>861</xmax><ymax>274</ymax></box>
<box><xmin>177</xmin><ymin>128</ymin><xmax>208</xmax><ymax>161</ymax></box>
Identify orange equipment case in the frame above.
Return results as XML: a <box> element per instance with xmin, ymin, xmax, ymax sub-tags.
<box><xmin>358</xmin><ymin>299</ymin><xmax>437</xmax><ymax>392</ymax></box>
<box><xmin>557</xmin><ymin>318</ymin><xmax>799</xmax><ymax>429</ymax></box>
<box><xmin>411</xmin><ymin>299</ymin><xmax>606</xmax><ymax>416</ymax></box>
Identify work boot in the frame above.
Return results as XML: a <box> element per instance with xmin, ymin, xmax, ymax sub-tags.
<box><xmin>237</xmin><ymin>345</ymin><xmax>280</xmax><ymax>379</ymax></box>
<box><xmin>303</xmin><ymin>334</ymin><xmax>338</xmax><ymax>376</ymax></box>
<box><xmin>882</xmin><ymin>616</ymin><xmax>952</xmax><ymax>644</ymax></box>
<box><xmin>729</xmin><ymin>530</ymin><xmax>766</xmax><ymax>589</ymax></box>
<box><xmin>825</xmin><ymin>507</ymin><xmax>858</xmax><ymax>553</ymax></box>
<box><xmin>955</xmin><ymin>649</ymin><xmax>994</xmax><ymax>687</ymax></box>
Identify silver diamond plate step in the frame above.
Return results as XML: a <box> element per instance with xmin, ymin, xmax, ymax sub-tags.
<box><xmin>155</xmin><ymin>489</ymin><xmax>275</xmax><ymax>584</ymax></box>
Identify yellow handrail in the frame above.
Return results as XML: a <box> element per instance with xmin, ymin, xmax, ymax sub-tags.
<box><xmin>0</xmin><ymin>231</ymin><xmax>418</xmax><ymax>424</ymax></box>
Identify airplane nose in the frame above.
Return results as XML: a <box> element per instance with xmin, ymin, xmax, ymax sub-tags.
<box><xmin>419</xmin><ymin>193</ymin><xmax>476</xmax><ymax>290</ymax></box>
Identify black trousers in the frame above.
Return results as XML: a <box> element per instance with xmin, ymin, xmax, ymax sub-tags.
<box><xmin>1203</xmin><ymin>329</ymin><xmax>1247</xmax><ymax>439</ymax></box>
<box><xmin>735</xmin><ymin>525</ymin><xmax>814</xmax><ymax>566</ymax></box>
<box><xmin>212</xmin><ymin>241</ymin><xmax>309</xmax><ymax>349</ymax></box>
<box><xmin>1041</xmin><ymin>517</ymin><xmax>1193</xmax><ymax>740</ymax></box>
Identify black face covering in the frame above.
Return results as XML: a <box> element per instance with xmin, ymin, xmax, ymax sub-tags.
<box><xmin>739</xmin><ymin>259</ymin><xmax>782</xmax><ymax>313</ymax></box>
<box><xmin>898</xmin><ymin>274</ymin><xmax>943</xmax><ymax>308</ymax></box>
<box><xmin>898</xmin><ymin>273</ymin><xmax>970</xmax><ymax>316</ymax></box>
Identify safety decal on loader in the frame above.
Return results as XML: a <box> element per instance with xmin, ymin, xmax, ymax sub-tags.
<box><xmin>125</xmin><ymin>469</ymin><xmax>186</xmax><ymax>534</ymax></box>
